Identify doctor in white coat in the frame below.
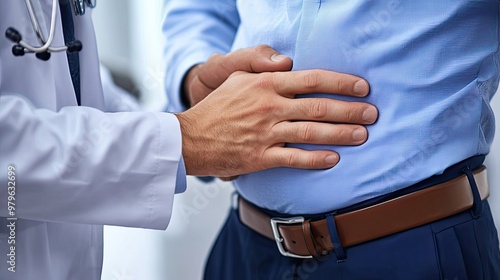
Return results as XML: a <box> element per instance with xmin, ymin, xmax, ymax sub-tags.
<box><xmin>0</xmin><ymin>0</ymin><xmax>379</xmax><ymax>279</ymax></box>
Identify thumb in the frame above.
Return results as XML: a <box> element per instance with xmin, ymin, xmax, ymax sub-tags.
<box><xmin>198</xmin><ymin>45</ymin><xmax>293</xmax><ymax>90</ymax></box>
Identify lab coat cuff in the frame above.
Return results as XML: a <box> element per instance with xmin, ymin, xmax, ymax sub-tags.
<box><xmin>147</xmin><ymin>112</ymin><xmax>185</xmax><ymax>230</ymax></box>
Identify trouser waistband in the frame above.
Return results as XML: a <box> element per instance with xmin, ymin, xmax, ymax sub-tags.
<box><xmin>237</xmin><ymin>156</ymin><xmax>488</xmax><ymax>259</ymax></box>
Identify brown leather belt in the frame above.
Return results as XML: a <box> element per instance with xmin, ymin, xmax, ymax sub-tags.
<box><xmin>238</xmin><ymin>166</ymin><xmax>489</xmax><ymax>259</ymax></box>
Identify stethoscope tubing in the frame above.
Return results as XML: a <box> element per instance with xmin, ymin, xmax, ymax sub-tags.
<box><xmin>23</xmin><ymin>0</ymin><xmax>59</xmax><ymax>53</ymax></box>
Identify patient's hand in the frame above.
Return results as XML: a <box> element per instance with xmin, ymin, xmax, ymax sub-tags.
<box><xmin>183</xmin><ymin>45</ymin><xmax>293</xmax><ymax>107</ymax></box>
<box><xmin>182</xmin><ymin>45</ymin><xmax>376</xmax><ymax>181</ymax></box>
<box><xmin>184</xmin><ymin>45</ymin><xmax>296</xmax><ymax>181</ymax></box>
<box><xmin>183</xmin><ymin>45</ymin><xmax>292</xmax><ymax>181</ymax></box>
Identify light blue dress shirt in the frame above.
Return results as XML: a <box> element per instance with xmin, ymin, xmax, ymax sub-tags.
<box><xmin>164</xmin><ymin>0</ymin><xmax>500</xmax><ymax>214</ymax></box>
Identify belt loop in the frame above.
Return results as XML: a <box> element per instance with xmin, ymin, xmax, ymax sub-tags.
<box><xmin>326</xmin><ymin>213</ymin><xmax>346</xmax><ymax>262</ymax></box>
<box><xmin>301</xmin><ymin>219</ymin><xmax>321</xmax><ymax>259</ymax></box>
<box><xmin>462</xmin><ymin>167</ymin><xmax>483</xmax><ymax>218</ymax></box>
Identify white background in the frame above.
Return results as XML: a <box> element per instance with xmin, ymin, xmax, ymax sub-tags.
<box><xmin>92</xmin><ymin>1</ymin><xmax>500</xmax><ymax>279</ymax></box>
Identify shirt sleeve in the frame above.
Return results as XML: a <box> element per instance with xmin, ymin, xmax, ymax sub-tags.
<box><xmin>0</xmin><ymin>94</ymin><xmax>186</xmax><ymax>230</ymax></box>
<box><xmin>162</xmin><ymin>0</ymin><xmax>240</xmax><ymax>112</ymax></box>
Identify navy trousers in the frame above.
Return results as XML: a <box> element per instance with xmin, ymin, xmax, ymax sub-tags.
<box><xmin>204</xmin><ymin>157</ymin><xmax>500</xmax><ymax>279</ymax></box>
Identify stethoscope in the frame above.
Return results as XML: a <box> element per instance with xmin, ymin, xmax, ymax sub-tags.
<box><xmin>5</xmin><ymin>0</ymin><xmax>96</xmax><ymax>61</ymax></box>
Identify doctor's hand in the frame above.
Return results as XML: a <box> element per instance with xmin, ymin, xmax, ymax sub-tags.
<box><xmin>183</xmin><ymin>45</ymin><xmax>293</xmax><ymax>107</ymax></box>
<box><xmin>176</xmin><ymin>69</ymin><xmax>378</xmax><ymax>177</ymax></box>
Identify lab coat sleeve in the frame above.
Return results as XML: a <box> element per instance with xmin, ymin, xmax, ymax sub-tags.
<box><xmin>0</xmin><ymin>94</ymin><xmax>186</xmax><ymax>230</ymax></box>
<box><xmin>163</xmin><ymin>0</ymin><xmax>240</xmax><ymax>112</ymax></box>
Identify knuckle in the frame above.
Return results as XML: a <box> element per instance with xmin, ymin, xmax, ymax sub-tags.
<box><xmin>207</xmin><ymin>53</ymin><xmax>223</xmax><ymax>64</ymax></box>
<box><xmin>284</xmin><ymin>152</ymin><xmax>317</xmax><ymax>169</ymax></box>
<box><xmin>254</xmin><ymin>73</ymin><xmax>274</xmax><ymax>89</ymax></box>
<box><xmin>335</xmin><ymin>78</ymin><xmax>347</xmax><ymax>93</ymax></box>
<box><xmin>301</xmin><ymin>71</ymin><xmax>320</xmax><ymax>90</ymax></box>
<box><xmin>300</xmin><ymin>124</ymin><xmax>315</xmax><ymax>142</ymax></box>
<box><xmin>254</xmin><ymin>44</ymin><xmax>271</xmax><ymax>53</ymax></box>
<box><xmin>308</xmin><ymin>100</ymin><xmax>328</xmax><ymax>119</ymax></box>
<box><xmin>337</xmin><ymin>126</ymin><xmax>354</xmax><ymax>142</ymax></box>
<box><xmin>344</xmin><ymin>106</ymin><xmax>363</xmax><ymax>122</ymax></box>
<box><xmin>263</xmin><ymin>154</ymin><xmax>279</xmax><ymax>169</ymax></box>
<box><xmin>254</xmin><ymin>101</ymin><xmax>276</xmax><ymax>115</ymax></box>
<box><xmin>285</xmin><ymin>152</ymin><xmax>297</xmax><ymax>167</ymax></box>
<box><xmin>228</xmin><ymin>71</ymin><xmax>246</xmax><ymax>80</ymax></box>
<box><xmin>324</xmin><ymin>126</ymin><xmax>347</xmax><ymax>144</ymax></box>
<box><xmin>304</xmin><ymin>154</ymin><xmax>317</xmax><ymax>169</ymax></box>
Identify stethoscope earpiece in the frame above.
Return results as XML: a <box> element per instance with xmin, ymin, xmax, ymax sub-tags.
<box><xmin>6</xmin><ymin>27</ymin><xmax>22</xmax><ymax>44</ymax></box>
<box><xmin>12</xmin><ymin>45</ymin><xmax>26</xmax><ymax>57</ymax></box>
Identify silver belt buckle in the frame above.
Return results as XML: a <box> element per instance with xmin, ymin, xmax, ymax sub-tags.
<box><xmin>270</xmin><ymin>216</ymin><xmax>312</xmax><ymax>259</ymax></box>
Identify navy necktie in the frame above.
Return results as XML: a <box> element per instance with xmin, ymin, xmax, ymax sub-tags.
<box><xmin>59</xmin><ymin>0</ymin><xmax>81</xmax><ymax>106</ymax></box>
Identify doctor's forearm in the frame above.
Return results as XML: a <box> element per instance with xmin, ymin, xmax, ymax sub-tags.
<box><xmin>0</xmin><ymin>95</ymin><xmax>180</xmax><ymax>229</ymax></box>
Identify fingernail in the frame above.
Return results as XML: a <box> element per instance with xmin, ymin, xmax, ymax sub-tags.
<box><xmin>362</xmin><ymin>107</ymin><xmax>378</xmax><ymax>123</ymax></box>
<box><xmin>325</xmin><ymin>154</ymin><xmax>339</xmax><ymax>165</ymax></box>
<box><xmin>353</xmin><ymin>80</ymin><xmax>369</xmax><ymax>96</ymax></box>
<box><xmin>271</xmin><ymin>54</ymin><xmax>288</xmax><ymax>62</ymax></box>
<box><xmin>352</xmin><ymin>128</ymin><xmax>367</xmax><ymax>142</ymax></box>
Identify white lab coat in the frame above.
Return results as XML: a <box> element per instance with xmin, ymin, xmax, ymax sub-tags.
<box><xmin>0</xmin><ymin>1</ymin><xmax>184</xmax><ymax>279</ymax></box>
